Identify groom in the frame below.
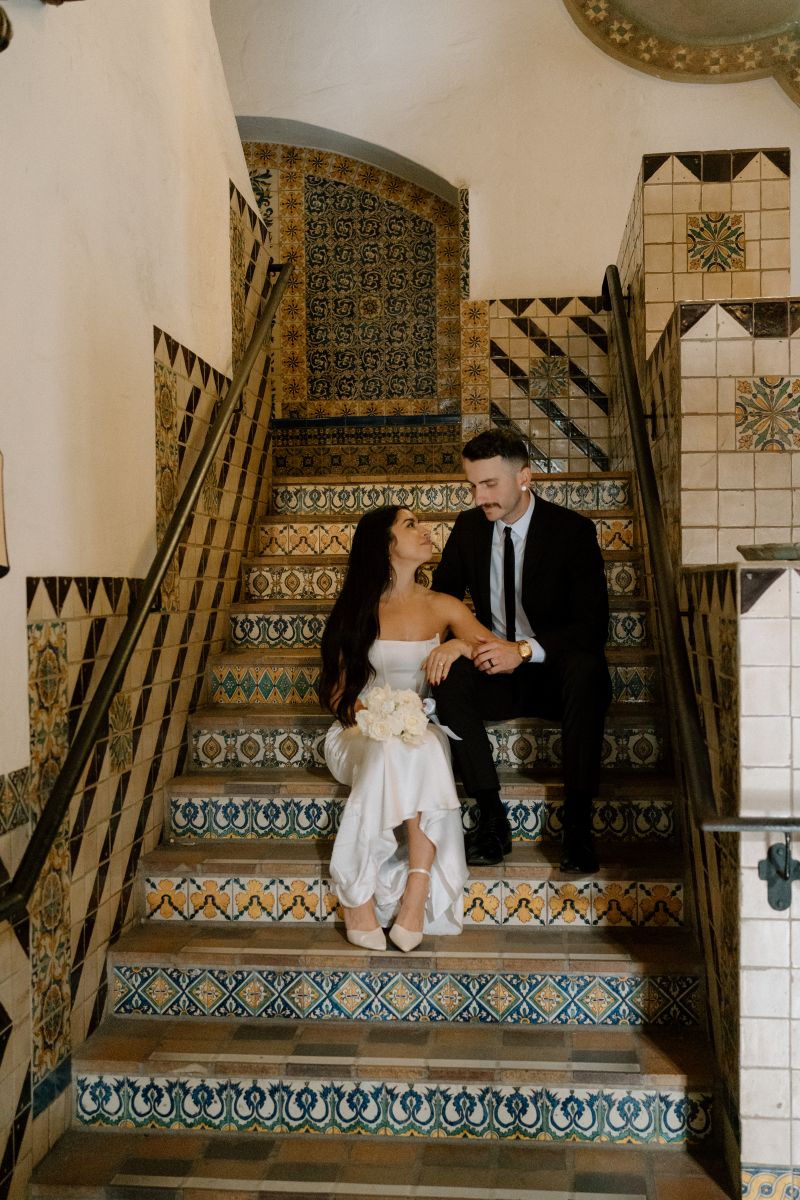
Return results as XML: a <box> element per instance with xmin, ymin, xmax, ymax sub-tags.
<box><xmin>432</xmin><ymin>429</ymin><xmax>611</xmax><ymax>872</ymax></box>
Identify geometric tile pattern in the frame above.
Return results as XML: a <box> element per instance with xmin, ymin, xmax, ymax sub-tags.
<box><xmin>0</xmin><ymin>765</ymin><xmax>30</xmax><ymax>838</ymax></box>
<box><xmin>75</xmin><ymin>1070</ymin><xmax>712</xmax><ymax>1143</ymax></box>
<box><xmin>735</xmin><ymin>375</ymin><xmax>800</xmax><ymax>451</ymax></box>
<box><xmin>484</xmin><ymin>298</ymin><xmax>611</xmax><ymax>473</ymax></box>
<box><xmin>190</xmin><ymin>721</ymin><xmax>664</xmax><ymax>771</ymax></box>
<box><xmin>142</xmin><ymin>873</ymin><xmax>683</xmax><ymax>927</ymax></box>
<box><xmin>270</xmin><ymin>476</ymin><xmax>632</xmax><ymax>515</ymax></box>
<box><xmin>271</xmin><ymin>416</ymin><xmax>463</xmax><ymax>478</ymax></box>
<box><xmin>111</xmin><ymin>964</ymin><xmax>701</xmax><ymax>1026</ymax></box>
<box><xmin>687</xmin><ymin>213</ymin><xmax>745</xmax><ymax>273</ymax></box>
<box><xmin>207</xmin><ymin>660</ymin><xmax>657</xmax><ymax>707</ymax></box>
<box><xmin>168</xmin><ymin>792</ymin><xmax>675</xmax><ymax>844</ymax></box>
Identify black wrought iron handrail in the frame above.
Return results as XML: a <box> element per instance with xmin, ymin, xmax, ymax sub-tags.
<box><xmin>602</xmin><ymin>264</ymin><xmax>717</xmax><ymax>827</ymax></box>
<box><xmin>0</xmin><ymin>261</ymin><xmax>292</xmax><ymax>927</ymax></box>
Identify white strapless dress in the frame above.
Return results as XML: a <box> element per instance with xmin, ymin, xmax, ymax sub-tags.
<box><xmin>324</xmin><ymin>637</ymin><xmax>468</xmax><ymax>935</ymax></box>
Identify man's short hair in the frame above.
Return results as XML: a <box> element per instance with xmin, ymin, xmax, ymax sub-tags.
<box><xmin>462</xmin><ymin>428</ymin><xmax>530</xmax><ymax>467</ymax></box>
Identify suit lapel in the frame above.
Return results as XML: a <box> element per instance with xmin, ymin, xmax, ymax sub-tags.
<box><xmin>472</xmin><ymin>512</ymin><xmax>495</xmax><ymax>625</ymax></box>
<box><xmin>521</xmin><ymin>495</ymin><xmax>552</xmax><ymax>593</ymax></box>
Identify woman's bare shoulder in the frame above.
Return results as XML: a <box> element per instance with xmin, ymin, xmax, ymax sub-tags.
<box><xmin>426</xmin><ymin>589</ymin><xmax>469</xmax><ymax>617</ymax></box>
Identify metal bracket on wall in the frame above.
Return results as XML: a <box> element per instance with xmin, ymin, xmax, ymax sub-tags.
<box><xmin>758</xmin><ymin>834</ymin><xmax>800</xmax><ymax>911</ymax></box>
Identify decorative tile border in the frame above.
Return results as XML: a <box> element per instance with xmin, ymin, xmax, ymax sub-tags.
<box><xmin>243</xmin><ymin>558</ymin><xmax>642</xmax><ymax>602</ymax></box>
<box><xmin>255</xmin><ymin>515</ymin><xmax>635</xmax><ymax>556</ymax></box>
<box><xmin>75</xmin><ymin>1070</ymin><xmax>711</xmax><ymax>1143</ymax></box>
<box><xmin>168</xmin><ymin>791</ymin><xmax>674</xmax><ymax>843</ymax></box>
<box><xmin>207</xmin><ymin>660</ymin><xmax>657</xmax><ymax>707</ymax></box>
<box><xmin>190</xmin><ymin>721</ymin><xmax>664</xmax><ymax>771</ymax></box>
<box><xmin>230</xmin><ymin>605</ymin><xmax>648</xmax><ymax>650</ymax></box>
<box><xmin>564</xmin><ymin>0</ymin><xmax>800</xmax><ymax>104</ymax></box>
<box><xmin>142</xmin><ymin>871</ymin><xmax>682</xmax><ymax>928</ymax></box>
<box><xmin>742</xmin><ymin>1166</ymin><xmax>800</xmax><ymax>1198</ymax></box>
<box><xmin>112</xmin><ymin>962</ymin><xmax>699</xmax><ymax>1025</ymax></box>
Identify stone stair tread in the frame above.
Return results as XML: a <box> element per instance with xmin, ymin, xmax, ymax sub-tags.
<box><xmin>109</xmin><ymin>921</ymin><xmax>701</xmax><ymax>972</ymax></box>
<box><xmin>29</xmin><ymin>1128</ymin><xmax>733</xmax><ymax>1200</ymax></box>
<box><xmin>167</xmin><ymin>767</ymin><xmax>679</xmax><ymax>796</ymax></box>
<box><xmin>74</xmin><ymin>1014</ymin><xmax>712</xmax><ymax>1086</ymax></box>
<box><xmin>209</xmin><ymin>645</ymin><xmax>659</xmax><ymax>664</ymax></box>
<box><xmin>190</xmin><ymin>703</ymin><xmax>665</xmax><ymax>724</ymax></box>
<box><xmin>141</xmin><ymin>839</ymin><xmax>683</xmax><ymax>879</ymax></box>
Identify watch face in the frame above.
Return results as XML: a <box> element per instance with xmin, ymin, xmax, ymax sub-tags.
<box><xmin>518</xmin><ymin>641</ymin><xmax>532</xmax><ymax>661</ymax></box>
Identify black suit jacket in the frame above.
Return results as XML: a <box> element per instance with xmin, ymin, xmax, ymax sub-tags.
<box><xmin>431</xmin><ymin>496</ymin><xmax>609</xmax><ymax>665</ymax></box>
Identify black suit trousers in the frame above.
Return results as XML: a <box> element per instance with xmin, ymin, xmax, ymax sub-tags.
<box><xmin>433</xmin><ymin>650</ymin><xmax>612</xmax><ymax>834</ymax></box>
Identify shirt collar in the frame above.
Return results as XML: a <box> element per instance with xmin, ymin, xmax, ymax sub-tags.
<box><xmin>498</xmin><ymin>491</ymin><xmax>534</xmax><ymax>540</ymax></box>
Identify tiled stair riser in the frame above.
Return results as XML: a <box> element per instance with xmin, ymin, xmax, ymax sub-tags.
<box><xmin>190</xmin><ymin>723</ymin><xmax>664</xmax><ymax>771</ymax></box>
<box><xmin>270</xmin><ymin>478</ymin><xmax>632</xmax><ymax>515</ymax></box>
<box><xmin>257</xmin><ymin>517</ymin><xmax>637</xmax><ymax>556</ymax></box>
<box><xmin>74</xmin><ymin>1073</ymin><xmax>711</xmax><ymax>1144</ymax></box>
<box><xmin>208</xmin><ymin>661</ymin><xmax>659</xmax><ymax>706</ymax></box>
<box><xmin>243</xmin><ymin>558</ymin><xmax>643</xmax><ymax>601</ymax></box>
<box><xmin>229</xmin><ymin>607</ymin><xmax>650</xmax><ymax>649</ymax></box>
<box><xmin>109</xmin><ymin>964</ymin><xmax>702</xmax><ymax>1026</ymax></box>
<box><xmin>141</xmin><ymin>873</ymin><xmax>683</xmax><ymax>928</ymax></box>
<box><xmin>168</xmin><ymin>793</ymin><xmax>675</xmax><ymax>842</ymax></box>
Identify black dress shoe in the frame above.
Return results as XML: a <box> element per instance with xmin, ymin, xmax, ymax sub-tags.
<box><xmin>559</xmin><ymin>836</ymin><xmax>599</xmax><ymax>874</ymax></box>
<box><xmin>466</xmin><ymin>815</ymin><xmax>512</xmax><ymax>866</ymax></box>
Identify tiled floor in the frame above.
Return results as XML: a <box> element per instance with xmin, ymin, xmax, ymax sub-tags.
<box><xmin>31</xmin><ymin>1129</ymin><xmax>734</xmax><ymax>1198</ymax></box>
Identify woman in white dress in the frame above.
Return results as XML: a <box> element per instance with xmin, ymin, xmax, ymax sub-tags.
<box><xmin>320</xmin><ymin>505</ymin><xmax>492</xmax><ymax>952</ymax></box>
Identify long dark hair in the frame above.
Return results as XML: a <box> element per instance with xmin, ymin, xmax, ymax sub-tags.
<box><xmin>319</xmin><ymin>505</ymin><xmax>401</xmax><ymax>725</ymax></box>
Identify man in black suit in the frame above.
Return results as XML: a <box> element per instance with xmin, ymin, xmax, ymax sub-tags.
<box><xmin>431</xmin><ymin>428</ymin><xmax>611</xmax><ymax>871</ymax></box>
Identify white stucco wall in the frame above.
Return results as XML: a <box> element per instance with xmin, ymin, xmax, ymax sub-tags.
<box><xmin>0</xmin><ymin>0</ymin><xmax>253</xmax><ymax>772</ymax></box>
<box><xmin>210</xmin><ymin>0</ymin><xmax>800</xmax><ymax>298</ymax></box>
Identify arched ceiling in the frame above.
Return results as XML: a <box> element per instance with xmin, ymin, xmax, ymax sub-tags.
<box><xmin>563</xmin><ymin>0</ymin><xmax>800</xmax><ymax>105</ymax></box>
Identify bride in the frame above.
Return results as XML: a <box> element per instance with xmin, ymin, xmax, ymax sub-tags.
<box><xmin>320</xmin><ymin>505</ymin><xmax>491</xmax><ymax>952</ymax></box>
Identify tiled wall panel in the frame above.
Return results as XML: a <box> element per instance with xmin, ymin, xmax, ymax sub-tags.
<box><xmin>244</xmin><ymin>142</ymin><xmax>462</xmax><ymax>476</ymax></box>
<box><xmin>0</xmin><ymin>184</ymin><xmax>274</xmax><ymax>1200</ymax></box>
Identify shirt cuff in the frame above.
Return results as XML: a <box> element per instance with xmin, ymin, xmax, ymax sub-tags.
<box><xmin>526</xmin><ymin>637</ymin><xmax>546</xmax><ymax>664</ymax></box>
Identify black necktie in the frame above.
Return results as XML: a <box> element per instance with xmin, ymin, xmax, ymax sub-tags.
<box><xmin>503</xmin><ymin>526</ymin><xmax>516</xmax><ymax>644</ymax></box>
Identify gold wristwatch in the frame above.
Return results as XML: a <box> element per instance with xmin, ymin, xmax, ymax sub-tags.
<box><xmin>516</xmin><ymin>639</ymin><xmax>533</xmax><ymax>662</ymax></box>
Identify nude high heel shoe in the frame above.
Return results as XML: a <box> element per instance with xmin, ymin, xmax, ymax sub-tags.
<box><xmin>346</xmin><ymin>926</ymin><xmax>387</xmax><ymax>951</ymax></box>
<box><xmin>389</xmin><ymin>868</ymin><xmax>431</xmax><ymax>952</ymax></box>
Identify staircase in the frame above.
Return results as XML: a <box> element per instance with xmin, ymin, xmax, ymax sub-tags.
<box><xmin>31</xmin><ymin>471</ymin><xmax>731</xmax><ymax>1198</ymax></box>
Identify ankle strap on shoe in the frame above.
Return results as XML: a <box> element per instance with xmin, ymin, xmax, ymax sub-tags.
<box><xmin>407</xmin><ymin>867</ymin><xmax>431</xmax><ymax>877</ymax></box>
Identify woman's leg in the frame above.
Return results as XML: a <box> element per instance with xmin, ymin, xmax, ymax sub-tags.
<box><xmin>394</xmin><ymin>816</ymin><xmax>435</xmax><ymax>932</ymax></box>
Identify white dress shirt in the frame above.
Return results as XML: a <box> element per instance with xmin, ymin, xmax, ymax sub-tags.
<box><xmin>489</xmin><ymin>492</ymin><xmax>546</xmax><ymax>663</ymax></box>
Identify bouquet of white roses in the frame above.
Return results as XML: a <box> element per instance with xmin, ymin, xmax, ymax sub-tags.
<box><xmin>355</xmin><ymin>685</ymin><xmax>430</xmax><ymax>747</ymax></box>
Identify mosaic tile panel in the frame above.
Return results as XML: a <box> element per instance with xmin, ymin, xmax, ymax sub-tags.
<box><xmin>0</xmin><ymin>765</ymin><xmax>30</xmax><ymax>838</ymax></box>
<box><xmin>142</xmin><ymin>871</ymin><xmax>682</xmax><ymax>928</ymax></box>
<box><xmin>153</xmin><ymin>361</ymin><xmax>180</xmax><ymax>612</ymax></box>
<box><xmin>191</xmin><ymin>721</ymin><xmax>664</xmax><ymax>771</ymax></box>
<box><xmin>271</xmin><ymin>417</ymin><xmax>463</xmax><ymax>477</ymax></box>
<box><xmin>686</xmin><ymin>212</ymin><xmax>745</xmax><ymax>272</ymax></box>
<box><xmin>27</xmin><ymin>620</ymin><xmax>68</xmax><ymax>819</ymax></box>
<box><xmin>735</xmin><ymin>375</ymin><xmax>800</xmax><ymax>451</ymax></box>
<box><xmin>244</xmin><ymin>142</ymin><xmax>460</xmax><ymax>433</ymax></box>
<box><xmin>29</xmin><ymin>824</ymin><xmax>71</xmax><ymax>1116</ymax></box>
<box><xmin>75</xmin><ymin>1070</ymin><xmax>711</xmax><ymax>1143</ymax></box>
<box><xmin>168</xmin><ymin>791</ymin><xmax>675</xmax><ymax>843</ymax></box>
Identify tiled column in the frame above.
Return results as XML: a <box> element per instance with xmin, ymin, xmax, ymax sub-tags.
<box><xmin>738</xmin><ymin>565</ymin><xmax>800</xmax><ymax>1197</ymax></box>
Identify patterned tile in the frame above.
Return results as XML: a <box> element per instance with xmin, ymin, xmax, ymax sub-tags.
<box><xmin>735</xmin><ymin>375</ymin><xmax>800</xmax><ymax>450</ymax></box>
<box><xmin>0</xmin><ymin>765</ymin><xmax>30</xmax><ymax>838</ymax></box>
<box><xmin>169</xmin><ymin>791</ymin><xmax>674</xmax><ymax>844</ymax></box>
<box><xmin>27</xmin><ymin>621</ymin><xmax>68</xmax><ymax>818</ymax></box>
<box><xmin>741</xmin><ymin>1167</ymin><xmax>800</xmax><ymax>1199</ymax></box>
<box><xmin>74</xmin><ymin>1071</ymin><xmax>711</xmax><ymax>1143</ymax></box>
<box><xmin>687</xmin><ymin>212</ymin><xmax>746</xmax><ymax>272</ymax></box>
<box><xmin>111</xmin><ymin>964</ymin><xmax>702</xmax><ymax>1026</ymax></box>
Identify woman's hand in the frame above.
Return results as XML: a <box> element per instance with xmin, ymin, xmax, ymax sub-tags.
<box><xmin>422</xmin><ymin>639</ymin><xmax>471</xmax><ymax>685</ymax></box>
